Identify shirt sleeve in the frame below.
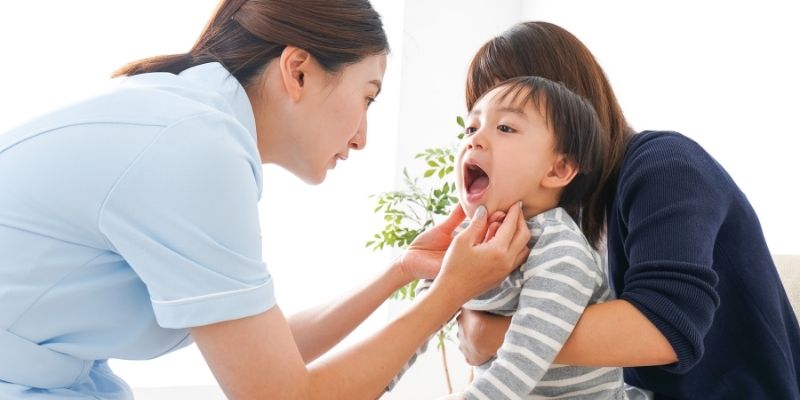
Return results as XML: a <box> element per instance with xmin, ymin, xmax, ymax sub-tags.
<box><xmin>465</xmin><ymin>221</ymin><xmax>603</xmax><ymax>400</ymax></box>
<box><xmin>98</xmin><ymin>112</ymin><xmax>275</xmax><ymax>329</ymax></box>
<box><xmin>617</xmin><ymin>133</ymin><xmax>724</xmax><ymax>372</ymax></box>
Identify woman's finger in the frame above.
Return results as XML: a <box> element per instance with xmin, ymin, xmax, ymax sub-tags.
<box><xmin>486</xmin><ymin>201</ymin><xmax>522</xmax><ymax>247</ymax></box>
<box><xmin>483</xmin><ymin>211</ymin><xmax>505</xmax><ymax>242</ymax></box>
<box><xmin>461</xmin><ymin>205</ymin><xmax>489</xmax><ymax>246</ymax></box>
<box><xmin>483</xmin><ymin>221</ymin><xmax>501</xmax><ymax>243</ymax></box>
<box><xmin>439</xmin><ymin>203</ymin><xmax>467</xmax><ymax>234</ymax></box>
<box><xmin>487</xmin><ymin>211</ymin><xmax>506</xmax><ymax>224</ymax></box>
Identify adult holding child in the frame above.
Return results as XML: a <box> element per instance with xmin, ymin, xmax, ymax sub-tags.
<box><xmin>456</xmin><ymin>21</ymin><xmax>800</xmax><ymax>399</ymax></box>
<box><xmin>0</xmin><ymin>1</ymin><xmax>531</xmax><ymax>399</ymax></box>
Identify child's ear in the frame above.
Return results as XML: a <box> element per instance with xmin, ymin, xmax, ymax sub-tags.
<box><xmin>542</xmin><ymin>155</ymin><xmax>579</xmax><ymax>189</ymax></box>
<box><xmin>278</xmin><ymin>46</ymin><xmax>312</xmax><ymax>102</ymax></box>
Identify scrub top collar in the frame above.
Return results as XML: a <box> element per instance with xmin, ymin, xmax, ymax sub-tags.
<box><xmin>178</xmin><ymin>62</ymin><xmax>258</xmax><ymax>141</ymax></box>
<box><xmin>117</xmin><ymin>62</ymin><xmax>258</xmax><ymax>141</ymax></box>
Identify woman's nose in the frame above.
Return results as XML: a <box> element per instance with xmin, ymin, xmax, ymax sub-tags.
<box><xmin>349</xmin><ymin>115</ymin><xmax>367</xmax><ymax>150</ymax></box>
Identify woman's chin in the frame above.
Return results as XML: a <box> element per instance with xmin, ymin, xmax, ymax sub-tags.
<box><xmin>293</xmin><ymin>167</ymin><xmax>326</xmax><ymax>185</ymax></box>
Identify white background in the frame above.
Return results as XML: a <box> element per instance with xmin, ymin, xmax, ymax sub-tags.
<box><xmin>1</xmin><ymin>1</ymin><xmax>798</xmax><ymax>398</ymax></box>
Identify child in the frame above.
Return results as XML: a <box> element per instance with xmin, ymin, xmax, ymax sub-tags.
<box><xmin>388</xmin><ymin>76</ymin><xmax>625</xmax><ymax>399</ymax></box>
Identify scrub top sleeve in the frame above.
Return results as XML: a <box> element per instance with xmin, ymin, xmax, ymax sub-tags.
<box><xmin>98</xmin><ymin>112</ymin><xmax>275</xmax><ymax>329</ymax></box>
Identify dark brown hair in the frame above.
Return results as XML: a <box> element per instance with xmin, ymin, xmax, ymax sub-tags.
<box><xmin>113</xmin><ymin>0</ymin><xmax>389</xmax><ymax>88</ymax></box>
<box><xmin>466</xmin><ymin>21</ymin><xmax>634</xmax><ymax>247</ymax></box>
<box><xmin>476</xmin><ymin>76</ymin><xmax>606</xmax><ymax>248</ymax></box>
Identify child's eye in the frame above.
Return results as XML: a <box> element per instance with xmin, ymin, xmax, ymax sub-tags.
<box><xmin>498</xmin><ymin>124</ymin><xmax>515</xmax><ymax>133</ymax></box>
<box><xmin>465</xmin><ymin>126</ymin><xmax>478</xmax><ymax>136</ymax></box>
<box><xmin>366</xmin><ymin>97</ymin><xmax>376</xmax><ymax>107</ymax></box>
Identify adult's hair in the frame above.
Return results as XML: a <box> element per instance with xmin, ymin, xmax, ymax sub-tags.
<box><xmin>466</xmin><ymin>21</ymin><xmax>634</xmax><ymax>247</ymax></box>
<box><xmin>113</xmin><ymin>0</ymin><xmax>389</xmax><ymax>88</ymax></box>
<box><xmin>478</xmin><ymin>76</ymin><xmax>606</xmax><ymax>248</ymax></box>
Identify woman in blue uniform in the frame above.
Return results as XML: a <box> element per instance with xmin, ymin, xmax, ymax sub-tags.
<box><xmin>0</xmin><ymin>1</ymin><xmax>531</xmax><ymax>399</ymax></box>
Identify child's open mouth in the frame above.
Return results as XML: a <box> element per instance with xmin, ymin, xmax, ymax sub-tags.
<box><xmin>464</xmin><ymin>162</ymin><xmax>490</xmax><ymax>202</ymax></box>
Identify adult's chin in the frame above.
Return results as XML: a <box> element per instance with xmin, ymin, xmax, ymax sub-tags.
<box><xmin>301</xmin><ymin>170</ymin><xmax>327</xmax><ymax>185</ymax></box>
<box><xmin>288</xmin><ymin>165</ymin><xmax>326</xmax><ymax>185</ymax></box>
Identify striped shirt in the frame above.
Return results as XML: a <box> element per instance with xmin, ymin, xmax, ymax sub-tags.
<box><xmin>390</xmin><ymin>207</ymin><xmax>624</xmax><ymax>399</ymax></box>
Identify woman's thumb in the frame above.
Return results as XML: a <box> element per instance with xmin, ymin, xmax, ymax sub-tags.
<box><xmin>439</xmin><ymin>203</ymin><xmax>467</xmax><ymax>233</ymax></box>
<box><xmin>463</xmin><ymin>205</ymin><xmax>488</xmax><ymax>245</ymax></box>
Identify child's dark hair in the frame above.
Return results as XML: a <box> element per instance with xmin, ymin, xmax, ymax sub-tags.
<box><xmin>472</xmin><ymin>76</ymin><xmax>607</xmax><ymax>248</ymax></box>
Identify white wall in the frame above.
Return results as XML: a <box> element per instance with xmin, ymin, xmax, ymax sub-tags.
<box><xmin>519</xmin><ymin>0</ymin><xmax>800</xmax><ymax>255</ymax></box>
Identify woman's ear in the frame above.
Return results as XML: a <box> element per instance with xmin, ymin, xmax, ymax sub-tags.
<box><xmin>542</xmin><ymin>155</ymin><xmax>579</xmax><ymax>189</ymax></box>
<box><xmin>278</xmin><ymin>46</ymin><xmax>312</xmax><ymax>102</ymax></box>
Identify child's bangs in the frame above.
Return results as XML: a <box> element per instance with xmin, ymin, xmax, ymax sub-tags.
<box><xmin>493</xmin><ymin>80</ymin><xmax>550</xmax><ymax>123</ymax></box>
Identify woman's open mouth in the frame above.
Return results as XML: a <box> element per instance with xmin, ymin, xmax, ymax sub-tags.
<box><xmin>464</xmin><ymin>162</ymin><xmax>490</xmax><ymax>203</ymax></box>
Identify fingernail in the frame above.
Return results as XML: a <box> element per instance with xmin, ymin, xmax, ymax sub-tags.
<box><xmin>518</xmin><ymin>201</ymin><xmax>523</xmax><ymax>209</ymax></box>
<box><xmin>474</xmin><ymin>205</ymin><xmax>486</xmax><ymax>219</ymax></box>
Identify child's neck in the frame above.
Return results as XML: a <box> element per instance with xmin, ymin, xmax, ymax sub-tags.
<box><xmin>521</xmin><ymin>199</ymin><xmax>560</xmax><ymax>220</ymax></box>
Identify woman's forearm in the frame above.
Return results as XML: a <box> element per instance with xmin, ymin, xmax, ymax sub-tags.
<box><xmin>555</xmin><ymin>299</ymin><xmax>677</xmax><ymax>366</ymax></box>
<box><xmin>307</xmin><ymin>285</ymin><xmax>463</xmax><ymax>399</ymax></box>
<box><xmin>461</xmin><ymin>299</ymin><xmax>678</xmax><ymax>367</ymax></box>
<box><xmin>288</xmin><ymin>258</ymin><xmax>410</xmax><ymax>363</ymax></box>
<box><xmin>192</xmin><ymin>289</ymin><xmax>463</xmax><ymax>400</ymax></box>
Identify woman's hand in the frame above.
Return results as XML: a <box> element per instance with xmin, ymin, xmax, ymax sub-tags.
<box><xmin>432</xmin><ymin>203</ymin><xmax>531</xmax><ymax>305</ymax></box>
<box><xmin>394</xmin><ymin>205</ymin><xmax>468</xmax><ymax>281</ymax></box>
<box><xmin>456</xmin><ymin>309</ymin><xmax>511</xmax><ymax>366</ymax></box>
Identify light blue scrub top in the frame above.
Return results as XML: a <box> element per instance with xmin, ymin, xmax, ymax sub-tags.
<box><xmin>0</xmin><ymin>62</ymin><xmax>275</xmax><ymax>399</ymax></box>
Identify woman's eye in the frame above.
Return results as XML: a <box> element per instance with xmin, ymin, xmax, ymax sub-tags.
<box><xmin>465</xmin><ymin>127</ymin><xmax>478</xmax><ymax>136</ymax></box>
<box><xmin>366</xmin><ymin>97</ymin><xmax>376</xmax><ymax>107</ymax></box>
<box><xmin>498</xmin><ymin>124</ymin><xmax>515</xmax><ymax>133</ymax></box>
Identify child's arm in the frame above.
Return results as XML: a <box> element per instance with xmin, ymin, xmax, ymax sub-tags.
<box><xmin>464</xmin><ymin>221</ymin><xmax>604</xmax><ymax>400</ymax></box>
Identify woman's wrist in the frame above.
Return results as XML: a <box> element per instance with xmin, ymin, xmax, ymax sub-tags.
<box><xmin>387</xmin><ymin>255</ymin><xmax>415</xmax><ymax>290</ymax></box>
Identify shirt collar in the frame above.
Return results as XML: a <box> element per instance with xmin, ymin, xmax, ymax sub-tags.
<box><xmin>178</xmin><ymin>62</ymin><xmax>258</xmax><ymax>140</ymax></box>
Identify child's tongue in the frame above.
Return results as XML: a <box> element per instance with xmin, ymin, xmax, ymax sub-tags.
<box><xmin>469</xmin><ymin>176</ymin><xmax>490</xmax><ymax>194</ymax></box>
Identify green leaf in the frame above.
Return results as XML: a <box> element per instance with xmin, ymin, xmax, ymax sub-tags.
<box><xmin>427</xmin><ymin>160</ymin><xmax>438</xmax><ymax>167</ymax></box>
<box><xmin>456</xmin><ymin>115</ymin><xmax>465</xmax><ymax>128</ymax></box>
<box><xmin>424</xmin><ymin>169</ymin><xmax>435</xmax><ymax>178</ymax></box>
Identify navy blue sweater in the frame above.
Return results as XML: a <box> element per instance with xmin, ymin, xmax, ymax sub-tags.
<box><xmin>607</xmin><ymin>131</ymin><xmax>800</xmax><ymax>399</ymax></box>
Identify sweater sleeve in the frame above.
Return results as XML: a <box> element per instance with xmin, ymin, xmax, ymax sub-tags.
<box><xmin>465</xmin><ymin>220</ymin><xmax>602</xmax><ymax>399</ymax></box>
<box><xmin>617</xmin><ymin>132</ymin><xmax>724</xmax><ymax>373</ymax></box>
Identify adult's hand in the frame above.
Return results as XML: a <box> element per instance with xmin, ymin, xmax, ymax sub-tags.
<box><xmin>394</xmin><ymin>204</ymin><xmax>468</xmax><ymax>281</ymax></box>
<box><xmin>432</xmin><ymin>203</ymin><xmax>531</xmax><ymax>304</ymax></box>
<box><xmin>456</xmin><ymin>309</ymin><xmax>511</xmax><ymax>366</ymax></box>
<box><xmin>483</xmin><ymin>210</ymin><xmax>507</xmax><ymax>243</ymax></box>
